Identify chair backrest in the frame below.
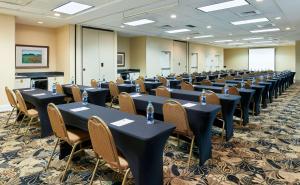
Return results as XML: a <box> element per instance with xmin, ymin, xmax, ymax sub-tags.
<box><xmin>181</xmin><ymin>81</ymin><xmax>194</xmax><ymax>91</ymax></box>
<box><xmin>109</xmin><ymin>81</ymin><xmax>120</xmax><ymax>98</ymax></box>
<box><xmin>91</xmin><ymin>79</ymin><xmax>97</xmax><ymax>88</ymax></box>
<box><xmin>228</xmin><ymin>86</ymin><xmax>239</xmax><ymax>95</ymax></box>
<box><xmin>200</xmin><ymin>90</ymin><xmax>220</xmax><ymax>105</ymax></box>
<box><xmin>119</xmin><ymin>92</ymin><xmax>136</xmax><ymax>114</ymax></box>
<box><xmin>116</xmin><ymin>77</ymin><xmax>124</xmax><ymax>84</ymax></box>
<box><xmin>255</xmin><ymin>78</ymin><xmax>261</xmax><ymax>84</ymax></box>
<box><xmin>163</xmin><ymin>100</ymin><xmax>191</xmax><ymax>135</ymax></box>
<box><xmin>5</xmin><ymin>87</ymin><xmax>17</xmax><ymax>108</ymax></box>
<box><xmin>135</xmin><ymin>79</ymin><xmax>147</xmax><ymax>93</ymax></box>
<box><xmin>56</xmin><ymin>83</ymin><xmax>64</xmax><ymax>94</ymax></box>
<box><xmin>15</xmin><ymin>90</ymin><xmax>28</xmax><ymax>114</ymax></box>
<box><xmin>47</xmin><ymin>103</ymin><xmax>69</xmax><ymax>142</ymax></box>
<box><xmin>158</xmin><ymin>76</ymin><xmax>167</xmax><ymax>86</ymax></box>
<box><xmin>156</xmin><ymin>86</ymin><xmax>171</xmax><ymax>98</ymax></box>
<box><xmin>215</xmin><ymin>78</ymin><xmax>225</xmax><ymax>83</ymax></box>
<box><xmin>71</xmin><ymin>85</ymin><xmax>82</xmax><ymax>102</ymax></box>
<box><xmin>244</xmin><ymin>82</ymin><xmax>251</xmax><ymax>89</ymax></box>
<box><xmin>176</xmin><ymin>76</ymin><xmax>182</xmax><ymax>81</ymax></box>
<box><xmin>88</xmin><ymin>116</ymin><xmax>121</xmax><ymax>169</ymax></box>
<box><xmin>225</xmin><ymin>76</ymin><xmax>234</xmax><ymax>80</ymax></box>
<box><xmin>138</xmin><ymin>76</ymin><xmax>145</xmax><ymax>81</ymax></box>
<box><xmin>201</xmin><ymin>79</ymin><xmax>212</xmax><ymax>86</ymax></box>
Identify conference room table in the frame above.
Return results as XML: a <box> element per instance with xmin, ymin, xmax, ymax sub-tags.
<box><xmin>123</xmin><ymin>80</ymin><xmax>162</xmax><ymax>92</ymax></box>
<box><xmin>57</xmin><ymin>102</ymin><xmax>175</xmax><ymax>185</ymax></box>
<box><xmin>194</xmin><ymin>76</ymin><xmax>206</xmax><ymax>82</ymax></box>
<box><xmin>17</xmin><ymin>88</ymin><xmax>65</xmax><ymax>137</ymax></box>
<box><xmin>212</xmin><ymin>83</ymin><xmax>265</xmax><ymax>115</ymax></box>
<box><xmin>62</xmin><ymin>85</ymin><xmax>109</xmax><ymax>106</ymax></box>
<box><xmin>192</xmin><ymin>85</ymin><xmax>255</xmax><ymax>124</ymax></box>
<box><xmin>100</xmin><ymin>82</ymin><xmax>136</xmax><ymax>93</ymax></box>
<box><xmin>130</xmin><ymin>93</ymin><xmax>221</xmax><ymax>165</ymax></box>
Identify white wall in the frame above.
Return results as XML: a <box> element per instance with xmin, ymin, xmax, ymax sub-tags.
<box><xmin>0</xmin><ymin>14</ymin><xmax>15</xmax><ymax>111</ymax></box>
<box><xmin>117</xmin><ymin>36</ymin><xmax>130</xmax><ymax>69</ymax></box>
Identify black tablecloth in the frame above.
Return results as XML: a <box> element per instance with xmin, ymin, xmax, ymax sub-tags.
<box><xmin>130</xmin><ymin>94</ymin><xmax>220</xmax><ymax>165</ymax></box>
<box><xmin>62</xmin><ymin>85</ymin><xmax>109</xmax><ymax>106</ymax></box>
<box><xmin>18</xmin><ymin>88</ymin><xmax>65</xmax><ymax>137</ymax></box>
<box><xmin>57</xmin><ymin>102</ymin><xmax>175</xmax><ymax>185</ymax></box>
<box><xmin>193</xmin><ymin>85</ymin><xmax>254</xmax><ymax>124</ymax></box>
<box><xmin>101</xmin><ymin>82</ymin><xmax>136</xmax><ymax>93</ymax></box>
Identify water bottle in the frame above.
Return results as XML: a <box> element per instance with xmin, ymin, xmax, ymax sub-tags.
<box><xmin>97</xmin><ymin>78</ymin><xmax>102</xmax><ymax>89</ymax></box>
<box><xmin>224</xmin><ymin>84</ymin><xmax>229</xmax><ymax>96</ymax></box>
<box><xmin>52</xmin><ymin>83</ymin><xmax>56</xmax><ymax>95</ymax></box>
<box><xmin>189</xmin><ymin>76</ymin><xmax>192</xmax><ymax>83</ymax></box>
<box><xmin>130</xmin><ymin>76</ymin><xmax>133</xmax><ymax>84</ymax></box>
<box><xmin>71</xmin><ymin>76</ymin><xmax>75</xmax><ymax>84</ymax></box>
<box><xmin>102</xmin><ymin>75</ymin><xmax>106</xmax><ymax>83</ymax></box>
<box><xmin>136</xmin><ymin>83</ymin><xmax>140</xmax><ymax>93</ymax></box>
<box><xmin>146</xmin><ymin>101</ymin><xmax>154</xmax><ymax>124</ymax></box>
<box><xmin>82</xmin><ymin>89</ymin><xmax>88</xmax><ymax>105</ymax></box>
<box><xmin>32</xmin><ymin>82</ymin><xmax>35</xmax><ymax>89</ymax></box>
<box><xmin>241</xmin><ymin>79</ymin><xmax>244</xmax><ymax>89</ymax></box>
<box><xmin>167</xmin><ymin>80</ymin><xmax>170</xmax><ymax>90</ymax></box>
<box><xmin>201</xmin><ymin>89</ymin><xmax>206</xmax><ymax>105</ymax></box>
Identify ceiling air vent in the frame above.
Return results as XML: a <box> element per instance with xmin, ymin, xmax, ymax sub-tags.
<box><xmin>0</xmin><ymin>0</ymin><xmax>32</xmax><ymax>6</ymax></box>
<box><xmin>159</xmin><ymin>25</ymin><xmax>173</xmax><ymax>29</ymax></box>
<box><xmin>257</xmin><ymin>23</ymin><xmax>276</xmax><ymax>28</ymax></box>
<box><xmin>186</xmin><ymin>25</ymin><xmax>196</xmax><ymax>28</ymax></box>
<box><xmin>236</xmin><ymin>10</ymin><xmax>261</xmax><ymax>17</ymax></box>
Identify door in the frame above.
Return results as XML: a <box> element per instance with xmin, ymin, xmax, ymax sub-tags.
<box><xmin>173</xmin><ymin>41</ymin><xmax>187</xmax><ymax>74</ymax></box>
<box><xmin>160</xmin><ymin>51</ymin><xmax>171</xmax><ymax>76</ymax></box>
<box><xmin>82</xmin><ymin>28</ymin><xmax>100</xmax><ymax>85</ymax></box>
<box><xmin>190</xmin><ymin>53</ymin><xmax>198</xmax><ymax>73</ymax></box>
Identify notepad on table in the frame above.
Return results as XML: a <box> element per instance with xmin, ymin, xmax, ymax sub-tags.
<box><xmin>131</xmin><ymin>94</ymin><xmax>142</xmax><ymax>98</ymax></box>
<box><xmin>70</xmin><ymin>107</ymin><xmax>90</xmax><ymax>112</ymax></box>
<box><xmin>182</xmin><ymin>103</ymin><xmax>197</xmax><ymax>108</ymax></box>
<box><xmin>32</xmin><ymin>93</ymin><xmax>46</xmax><ymax>96</ymax></box>
<box><xmin>23</xmin><ymin>89</ymin><xmax>35</xmax><ymax>92</ymax></box>
<box><xmin>110</xmin><ymin>118</ymin><xmax>134</xmax><ymax>127</ymax></box>
<box><xmin>85</xmin><ymin>88</ymin><xmax>94</xmax><ymax>90</ymax></box>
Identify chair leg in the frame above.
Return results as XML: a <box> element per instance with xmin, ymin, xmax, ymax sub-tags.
<box><xmin>240</xmin><ymin>109</ymin><xmax>243</xmax><ymax>126</ymax></box>
<box><xmin>110</xmin><ymin>98</ymin><xmax>113</xmax><ymax>108</ymax></box>
<box><xmin>89</xmin><ymin>158</ymin><xmax>100</xmax><ymax>185</ymax></box>
<box><xmin>252</xmin><ymin>102</ymin><xmax>255</xmax><ymax>116</ymax></box>
<box><xmin>187</xmin><ymin>136</ymin><xmax>195</xmax><ymax>168</ymax></box>
<box><xmin>46</xmin><ymin>138</ymin><xmax>60</xmax><ymax>170</ymax></box>
<box><xmin>121</xmin><ymin>168</ymin><xmax>130</xmax><ymax>185</ymax></box>
<box><xmin>61</xmin><ymin>142</ymin><xmax>79</xmax><ymax>182</ymax></box>
<box><xmin>17</xmin><ymin>115</ymin><xmax>27</xmax><ymax>134</ymax></box>
<box><xmin>24</xmin><ymin>117</ymin><xmax>33</xmax><ymax>138</ymax></box>
<box><xmin>177</xmin><ymin>134</ymin><xmax>180</xmax><ymax>148</ymax></box>
<box><xmin>221</xmin><ymin>120</ymin><xmax>225</xmax><ymax>143</ymax></box>
<box><xmin>5</xmin><ymin>107</ymin><xmax>15</xmax><ymax>125</ymax></box>
<box><xmin>12</xmin><ymin>111</ymin><xmax>21</xmax><ymax>128</ymax></box>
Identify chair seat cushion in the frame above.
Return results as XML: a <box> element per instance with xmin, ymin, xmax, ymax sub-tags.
<box><xmin>27</xmin><ymin>109</ymin><xmax>38</xmax><ymax>117</ymax></box>
<box><xmin>67</xmin><ymin>129</ymin><xmax>90</xmax><ymax>144</ymax></box>
<box><xmin>108</xmin><ymin>156</ymin><xmax>129</xmax><ymax>170</ymax></box>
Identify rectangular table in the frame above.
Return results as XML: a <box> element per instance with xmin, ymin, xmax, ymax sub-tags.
<box><xmin>57</xmin><ymin>102</ymin><xmax>175</xmax><ymax>185</ymax></box>
<box><xmin>130</xmin><ymin>93</ymin><xmax>221</xmax><ymax>165</ymax></box>
<box><xmin>123</xmin><ymin>81</ymin><xmax>162</xmax><ymax>92</ymax></box>
<box><xmin>62</xmin><ymin>85</ymin><xmax>109</xmax><ymax>106</ymax></box>
<box><xmin>18</xmin><ymin>88</ymin><xmax>65</xmax><ymax>137</ymax></box>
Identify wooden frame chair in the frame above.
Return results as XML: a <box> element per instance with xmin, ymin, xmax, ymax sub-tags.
<box><xmin>5</xmin><ymin>87</ymin><xmax>19</xmax><ymax>126</ymax></box>
<box><xmin>119</xmin><ymin>92</ymin><xmax>137</xmax><ymax>115</ymax></box>
<box><xmin>158</xmin><ymin>76</ymin><xmax>167</xmax><ymax>86</ymax></box>
<box><xmin>46</xmin><ymin>103</ymin><xmax>90</xmax><ymax>182</ymax></box>
<box><xmin>228</xmin><ymin>87</ymin><xmax>243</xmax><ymax>125</ymax></box>
<box><xmin>215</xmin><ymin>78</ymin><xmax>225</xmax><ymax>83</ymax></box>
<box><xmin>181</xmin><ymin>81</ymin><xmax>194</xmax><ymax>91</ymax></box>
<box><xmin>156</xmin><ymin>86</ymin><xmax>171</xmax><ymax>98</ymax></box>
<box><xmin>71</xmin><ymin>85</ymin><xmax>82</xmax><ymax>102</ymax></box>
<box><xmin>14</xmin><ymin>90</ymin><xmax>39</xmax><ymax>139</ymax></box>
<box><xmin>88</xmin><ymin>116</ymin><xmax>130</xmax><ymax>185</ymax></box>
<box><xmin>91</xmin><ymin>79</ymin><xmax>97</xmax><ymax>88</ymax></box>
<box><xmin>163</xmin><ymin>100</ymin><xmax>195</xmax><ymax>168</ymax></box>
<box><xmin>116</xmin><ymin>77</ymin><xmax>125</xmax><ymax>84</ymax></box>
<box><xmin>109</xmin><ymin>81</ymin><xmax>120</xmax><ymax>108</ymax></box>
<box><xmin>135</xmin><ymin>79</ymin><xmax>147</xmax><ymax>94</ymax></box>
<box><xmin>56</xmin><ymin>84</ymin><xmax>72</xmax><ymax>103</ymax></box>
<box><xmin>200</xmin><ymin>79</ymin><xmax>212</xmax><ymax>86</ymax></box>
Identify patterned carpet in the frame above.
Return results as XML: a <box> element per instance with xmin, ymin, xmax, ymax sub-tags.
<box><xmin>0</xmin><ymin>85</ymin><xmax>300</xmax><ymax>184</ymax></box>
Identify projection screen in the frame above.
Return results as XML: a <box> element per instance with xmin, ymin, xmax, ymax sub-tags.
<box><xmin>249</xmin><ymin>48</ymin><xmax>275</xmax><ymax>71</ymax></box>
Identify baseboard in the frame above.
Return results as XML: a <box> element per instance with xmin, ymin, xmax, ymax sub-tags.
<box><xmin>0</xmin><ymin>104</ymin><xmax>12</xmax><ymax>112</ymax></box>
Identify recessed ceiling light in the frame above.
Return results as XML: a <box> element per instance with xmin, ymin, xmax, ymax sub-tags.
<box><xmin>256</xmin><ymin>0</ymin><xmax>263</xmax><ymax>2</ymax></box>
<box><xmin>242</xmin><ymin>37</ymin><xmax>264</xmax><ymax>41</ymax></box>
<box><xmin>124</xmin><ymin>19</ymin><xmax>155</xmax><ymax>26</ymax></box>
<box><xmin>250</xmin><ymin>28</ymin><xmax>280</xmax><ymax>33</ymax></box>
<box><xmin>229</xmin><ymin>33</ymin><xmax>233</xmax><ymax>36</ymax></box>
<box><xmin>275</xmin><ymin>17</ymin><xmax>281</xmax><ymax>20</ymax></box>
<box><xmin>193</xmin><ymin>35</ymin><xmax>214</xmax><ymax>38</ymax></box>
<box><xmin>214</xmin><ymin>40</ymin><xmax>233</xmax><ymax>43</ymax></box>
<box><xmin>54</xmin><ymin>13</ymin><xmax>61</xmax><ymax>17</ymax></box>
<box><xmin>170</xmin><ymin>14</ymin><xmax>177</xmax><ymax>19</ymax></box>
<box><xmin>285</xmin><ymin>27</ymin><xmax>291</xmax><ymax>30</ymax></box>
<box><xmin>165</xmin><ymin>29</ymin><xmax>191</xmax><ymax>33</ymax></box>
<box><xmin>53</xmin><ymin>2</ymin><xmax>93</xmax><ymax>15</ymax></box>
<box><xmin>252</xmin><ymin>41</ymin><xmax>273</xmax><ymax>44</ymax></box>
<box><xmin>231</xmin><ymin>18</ymin><xmax>269</xmax><ymax>25</ymax></box>
<box><xmin>120</xmin><ymin>25</ymin><xmax>125</xmax><ymax>28</ymax></box>
<box><xmin>37</xmin><ymin>21</ymin><xmax>43</xmax><ymax>24</ymax></box>
<box><xmin>206</xmin><ymin>25</ymin><xmax>212</xmax><ymax>29</ymax></box>
<box><xmin>197</xmin><ymin>0</ymin><xmax>249</xmax><ymax>12</ymax></box>
<box><xmin>186</xmin><ymin>37</ymin><xmax>190</xmax><ymax>40</ymax></box>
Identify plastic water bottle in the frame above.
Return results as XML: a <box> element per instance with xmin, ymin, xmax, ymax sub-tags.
<box><xmin>97</xmin><ymin>78</ymin><xmax>102</xmax><ymax>89</ymax></box>
<box><xmin>71</xmin><ymin>76</ymin><xmax>75</xmax><ymax>84</ymax></box>
<box><xmin>224</xmin><ymin>84</ymin><xmax>229</xmax><ymax>96</ymax></box>
<box><xmin>167</xmin><ymin>80</ymin><xmax>170</xmax><ymax>89</ymax></box>
<box><xmin>102</xmin><ymin>75</ymin><xmax>106</xmax><ymax>83</ymax></box>
<box><xmin>136</xmin><ymin>83</ymin><xmax>140</xmax><ymax>93</ymax></box>
<box><xmin>130</xmin><ymin>76</ymin><xmax>133</xmax><ymax>84</ymax></box>
<box><xmin>32</xmin><ymin>82</ymin><xmax>35</xmax><ymax>89</ymax></box>
<box><xmin>201</xmin><ymin>89</ymin><xmax>206</xmax><ymax>105</ymax></box>
<box><xmin>241</xmin><ymin>79</ymin><xmax>244</xmax><ymax>89</ymax></box>
<box><xmin>82</xmin><ymin>89</ymin><xmax>88</xmax><ymax>105</ymax></box>
<box><xmin>146</xmin><ymin>101</ymin><xmax>154</xmax><ymax>124</ymax></box>
<box><xmin>189</xmin><ymin>76</ymin><xmax>192</xmax><ymax>83</ymax></box>
<box><xmin>52</xmin><ymin>83</ymin><xmax>56</xmax><ymax>95</ymax></box>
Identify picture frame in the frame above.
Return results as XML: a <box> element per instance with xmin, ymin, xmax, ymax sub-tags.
<box><xmin>117</xmin><ymin>52</ymin><xmax>125</xmax><ymax>67</ymax></box>
<box><xmin>15</xmin><ymin>44</ymin><xmax>49</xmax><ymax>69</ymax></box>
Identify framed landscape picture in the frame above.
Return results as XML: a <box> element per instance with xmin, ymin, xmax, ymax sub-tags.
<box><xmin>117</xmin><ymin>52</ymin><xmax>125</xmax><ymax>67</ymax></box>
<box><xmin>15</xmin><ymin>45</ymin><xmax>49</xmax><ymax>68</ymax></box>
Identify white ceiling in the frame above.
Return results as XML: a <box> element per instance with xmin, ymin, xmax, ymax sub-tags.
<box><xmin>0</xmin><ymin>0</ymin><xmax>299</xmax><ymax>48</ymax></box>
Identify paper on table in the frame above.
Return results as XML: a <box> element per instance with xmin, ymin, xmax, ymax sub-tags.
<box><xmin>70</xmin><ymin>107</ymin><xmax>90</xmax><ymax>112</ymax></box>
<box><xmin>85</xmin><ymin>88</ymin><xmax>95</xmax><ymax>90</ymax></box>
<box><xmin>182</xmin><ymin>103</ymin><xmax>197</xmax><ymax>108</ymax></box>
<box><xmin>32</xmin><ymin>93</ymin><xmax>46</xmax><ymax>96</ymax></box>
<box><xmin>23</xmin><ymin>89</ymin><xmax>35</xmax><ymax>92</ymax></box>
<box><xmin>110</xmin><ymin>118</ymin><xmax>134</xmax><ymax>127</ymax></box>
<box><xmin>131</xmin><ymin>94</ymin><xmax>142</xmax><ymax>98</ymax></box>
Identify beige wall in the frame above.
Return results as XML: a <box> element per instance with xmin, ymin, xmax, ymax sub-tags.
<box><xmin>117</xmin><ymin>36</ymin><xmax>130</xmax><ymax>69</ymax></box>
<box><xmin>130</xmin><ymin>37</ymin><xmax>146</xmax><ymax>75</ymax></box>
<box><xmin>15</xmin><ymin>24</ymin><xmax>57</xmax><ymax>72</ymax></box>
<box><xmin>0</xmin><ymin>14</ymin><xmax>15</xmax><ymax>109</ymax></box>
<box><xmin>296</xmin><ymin>41</ymin><xmax>300</xmax><ymax>81</ymax></box>
<box><xmin>224</xmin><ymin>46</ymin><xmax>296</xmax><ymax>72</ymax></box>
